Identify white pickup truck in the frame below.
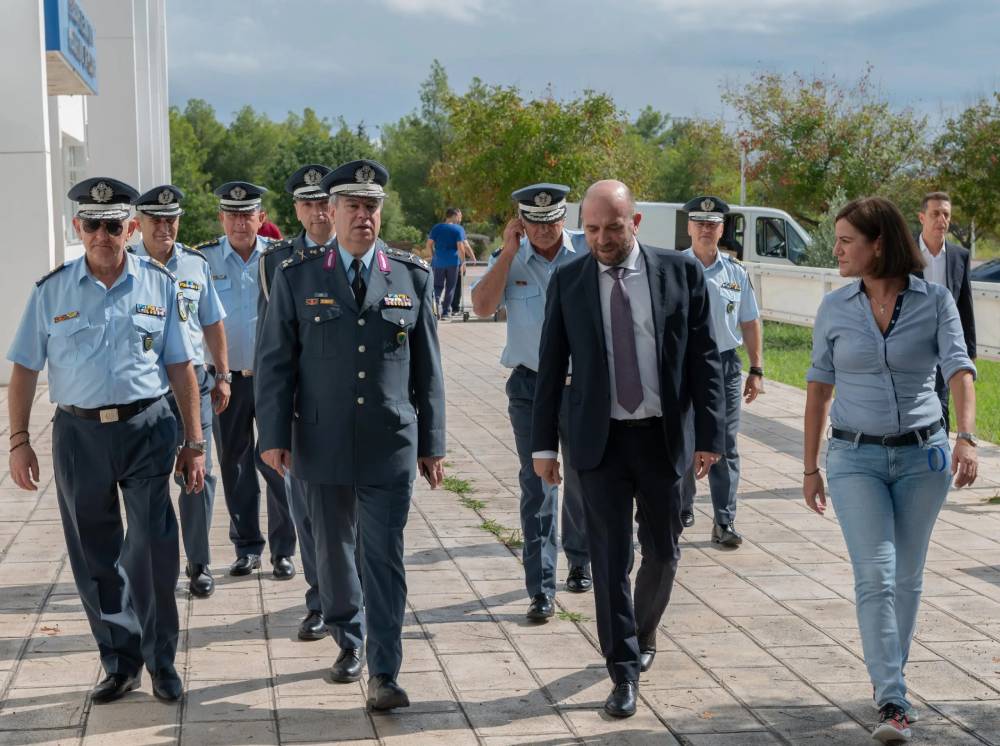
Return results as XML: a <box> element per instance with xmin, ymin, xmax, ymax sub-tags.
<box><xmin>565</xmin><ymin>201</ymin><xmax>813</xmax><ymax>266</ymax></box>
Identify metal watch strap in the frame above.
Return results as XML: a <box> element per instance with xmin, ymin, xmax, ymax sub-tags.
<box><xmin>955</xmin><ymin>431</ymin><xmax>977</xmax><ymax>447</ymax></box>
<box><xmin>180</xmin><ymin>440</ymin><xmax>207</xmax><ymax>454</ymax></box>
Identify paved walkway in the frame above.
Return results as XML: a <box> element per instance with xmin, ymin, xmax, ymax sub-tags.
<box><xmin>1</xmin><ymin>319</ymin><xmax>999</xmax><ymax>745</ymax></box>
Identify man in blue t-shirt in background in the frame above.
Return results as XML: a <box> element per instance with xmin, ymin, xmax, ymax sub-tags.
<box><xmin>426</xmin><ymin>207</ymin><xmax>471</xmax><ymax>319</ymax></box>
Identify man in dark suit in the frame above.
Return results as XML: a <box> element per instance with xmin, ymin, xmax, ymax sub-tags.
<box><xmin>255</xmin><ymin>160</ymin><xmax>446</xmax><ymax>711</ymax></box>
<box><xmin>532</xmin><ymin>180</ymin><xmax>726</xmax><ymax>718</ymax></box>
<box><xmin>916</xmin><ymin>191</ymin><xmax>977</xmax><ymax>429</ymax></box>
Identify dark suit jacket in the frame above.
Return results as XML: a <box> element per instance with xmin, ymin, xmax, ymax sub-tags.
<box><xmin>915</xmin><ymin>235</ymin><xmax>977</xmax><ymax>358</ymax></box>
<box><xmin>530</xmin><ymin>243</ymin><xmax>726</xmax><ymax>476</ymax></box>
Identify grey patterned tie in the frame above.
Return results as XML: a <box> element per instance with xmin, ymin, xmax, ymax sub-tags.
<box><xmin>608</xmin><ymin>266</ymin><xmax>643</xmax><ymax>413</ymax></box>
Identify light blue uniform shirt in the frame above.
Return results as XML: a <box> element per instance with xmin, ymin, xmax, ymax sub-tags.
<box><xmin>132</xmin><ymin>242</ymin><xmax>226</xmax><ymax>366</ymax></box>
<box><xmin>682</xmin><ymin>248</ymin><xmax>760</xmax><ymax>353</ymax></box>
<box><xmin>7</xmin><ymin>252</ymin><xmax>193</xmax><ymax>408</ymax></box>
<box><xmin>201</xmin><ymin>235</ymin><xmax>269</xmax><ymax>371</ymax></box>
<box><xmin>478</xmin><ymin>230</ymin><xmax>584</xmax><ymax>371</ymax></box>
<box><xmin>807</xmin><ymin>276</ymin><xmax>976</xmax><ymax>435</ymax></box>
<box><xmin>339</xmin><ymin>243</ymin><xmax>375</xmax><ymax>285</ymax></box>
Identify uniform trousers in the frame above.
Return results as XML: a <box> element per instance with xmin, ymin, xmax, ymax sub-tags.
<box><xmin>285</xmin><ymin>472</ymin><xmax>320</xmax><ymax>613</ymax></box>
<box><xmin>307</xmin><ymin>481</ymin><xmax>411</xmax><ymax>679</ymax></box>
<box><xmin>52</xmin><ymin>397</ymin><xmax>179</xmax><ymax>676</ymax></box>
<box><xmin>213</xmin><ymin>373</ymin><xmax>296</xmax><ymax>559</ymax></box>
<box><xmin>682</xmin><ymin>349</ymin><xmax>742</xmax><ymax>524</ymax></box>
<box><xmin>506</xmin><ymin>366</ymin><xmax>589</xmax><ymax>598</ymax></box>
<box><xmin>166</xmin><ymin>365</ymin><xmax>216</xmax><ymax>566</ymax></box>
<box><xmin>577</xmin><ymin>418</ymin><xmax>683</xmax><ymax>684</ymax></box>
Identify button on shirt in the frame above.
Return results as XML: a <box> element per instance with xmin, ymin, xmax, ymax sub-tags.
<box><xmin>478</xmin><ymin>230</ymin><xmax>583</xmax><ymax>371</ymax></box>
<box><xmin>7</xmin><ymin>252</ymin><xmax>193</xmax><ymax>408</ymax></box>
<box><xmin>202</xmin><ymin>236</ymin><xmax>268</xmax><ymax>371</ymax></box>
<box><xmin>918</xmin><ymin>234</ymin><xmax>947</xmax><ymax>287</ymax></box>
<box><xmin>132</xmin><ymin>242</ymin><xmax>226</xmax><ymax>366</ymax></box>
<box><xmin>682</xmin><ymin>249</ymin><xmax>760</xmax><ymax>353</ymax></box>
<box><xmin>806</xmin><ymin>276</ymin><xmax>975</xmax><ymax>435</ymax></box>
<box><xmin>598</xmin><ymin>243</ymin><xmax>662</xmax><ymax>420</ymax></box>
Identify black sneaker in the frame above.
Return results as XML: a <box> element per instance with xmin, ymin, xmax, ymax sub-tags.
<box><xmin>872</xmin><ymin>703</ymin><xmax>911</xmax><ymax>743</ymax></box>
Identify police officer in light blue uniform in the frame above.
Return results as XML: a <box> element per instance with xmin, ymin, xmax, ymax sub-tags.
<box><xmin>198</xmin><ymin>181</ymin><xmax>297</xmax><ymax>580</ymax></box>
<box><xmin>131</xmin><ymin>184</ymin><xmax>230</xmax><ymax>598</ymax></box>
<box><xmin>680</xmin><ymin>196</ymin><xmax>764</xmax><ymax>547</ymax></box>
<box><xmin>6</xmin><ymin>177</ymin><xmax>206</xmax><ymax>704</ymax></box>
<box><xmin>256</xmin><ymin>159</ymin><xmax>447</xmax><ymax>711</ymax></box>
<box><xmin>470</xmin><ymin>183</ymin><xmax>591</xmax><ymax>623</ymax></box>
<box><xmin>256</xmin><ymin>164</ymin><xmax>335</xmax><ymax>642</ymax></box>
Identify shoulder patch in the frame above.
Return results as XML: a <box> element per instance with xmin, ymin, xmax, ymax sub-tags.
<box><xmin>384</xmin><ymin>247</ymin><xmax>430</xmax><ymax>272</ymax></box>
<box><xmin>491</xmin><ymin>247</ymin><xmax>502</xmax><ymax>258</ymax></box>
<box><xmin>192</xmin><ymin>237</ymin><xmax>221</xmax><ymax>251</ymax></box>
<box><xmin>279</xmin><ymin>247</ymin><xmax>326</xmax><ymax>271</ymax></box>
<box><xmin>36</xmin><ymin>263</ymin><xmax>68</xmax><ymax>287</ymax></box>
<box><xmin>178</xmin><ymin>244</ymin><xmax>209</xmax><ymax>262</ymax></box>
<box><xmin>144</xmin><ymin>256</ymin><xmax>177</xmax><ymax>281</ymax></box>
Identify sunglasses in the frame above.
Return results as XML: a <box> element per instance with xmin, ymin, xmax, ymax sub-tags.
<box><xmin>81</xmin><ymin>219</ymin><xmax>125</xmax><ymax>236</ymax></box>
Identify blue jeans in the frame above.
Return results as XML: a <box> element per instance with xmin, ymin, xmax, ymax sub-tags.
<box><xmin>433</xmin><ymin>266</ymin><xmax>459</xmax><ymax>317</ymax></box>
<box><xmin>826</xmin><ymin>428</ymin><xmax>951</xmax><ymax>711</ymax></box>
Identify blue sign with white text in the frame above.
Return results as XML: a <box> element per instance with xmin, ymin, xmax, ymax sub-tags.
<box><xmin>44</xmin><ymin>0</ymin><xmax>98</xmax><ymax>94</ymax></box>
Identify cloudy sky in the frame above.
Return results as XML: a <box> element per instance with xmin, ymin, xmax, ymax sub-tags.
<box><xmin>167</xmin><ymin>0</ymin><xmax>999</xmax><ymax>133</ymax></box>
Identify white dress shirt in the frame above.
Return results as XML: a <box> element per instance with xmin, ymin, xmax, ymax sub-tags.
<box><xmin>919</xmin><ymin>233</ymin><xmax>947</xmax><ymax>287</ymax></box>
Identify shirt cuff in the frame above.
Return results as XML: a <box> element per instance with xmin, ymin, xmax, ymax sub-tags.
<box><xmin>805</xmin><ymin>367</ymin><xmax>835</xmax><ymax>385</ymax></box>
<box><xmin>531</xmin><ymin>450</ymin><xmax>559</xmax><ymax>460</ymax></box>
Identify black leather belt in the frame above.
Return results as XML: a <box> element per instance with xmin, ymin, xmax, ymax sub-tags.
<box><xmin>59</xmin><ymin>396</ymin><xmax>161</xmax><ymax>424</ymax></box>
<box><xmin>514</xmin><ymin>365</ymin><xmax>536</xmax><ymax>376</ymax></box>
<box><xmin>612</xmin><ymin>416</ymin><xmax>662</xmax><ymax>428</ymax></box>
<box><xmin>831</xmin><ymin>420</ymin><xmax>943</xmax><ymax>447</ymax></box>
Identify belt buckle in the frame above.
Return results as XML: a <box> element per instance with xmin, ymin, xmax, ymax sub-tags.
<box><xmin>240</xmin><ymin>369</ymin><xmax>253</xmax><ymax>377</ymax></box>
<box><xmin>99</xmin><ymin>408</ymin><xmax>119</xmax><ymax>424</ymax></box>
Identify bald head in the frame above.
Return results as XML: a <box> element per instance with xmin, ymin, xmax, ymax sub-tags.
<box><xmin>580</xmin><ymin>180</ymin><xmax>641</xmax><ymax>266</ymax></box>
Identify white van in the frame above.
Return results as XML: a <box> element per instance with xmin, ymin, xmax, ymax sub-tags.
<box><xmin>565</xmin><ymin>201</ymin><xmax>812</xmax><ymax>266</ymax></box>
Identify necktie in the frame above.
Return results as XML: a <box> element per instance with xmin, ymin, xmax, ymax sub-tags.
<box><xmin>609</xmin><ymin>266</ymin><xmax>643</xmax><ymax>413</ymax></box>
<box><xmin>351</xmin><ymin>258</ymin><xmax>366</xmax><ymax>307</ymax></box>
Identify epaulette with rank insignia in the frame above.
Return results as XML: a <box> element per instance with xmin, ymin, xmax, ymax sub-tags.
<box><xmin>262</xmin><ymin>238</ymin><xmax>293</xmax><ymax>256</ymax></box>
<box><xmin>384</xmin><ymin>247</ymin><xmax>430</xmax><ymax>272</ymax></box>
<box><xmin>178</xmin><ymin>244</ymin><xmax>209</xmax><ymax>262</ymax></box>
<box><xmin>279</xmin><ymin>246</ymin><xmax>325</xmax><ymax>271</ymax></box>
<box><xmin>144</xmin><ymin>256</ymin><xmax>177</xmax><ymax>281</ymax></box>
<box><xmin>192</xmin><ymin>237</ymin><xmax>221</xmax><ymax>252</ymax></box>
<box><xmin>36</xmin><ymin>263</ymin><xmax>68</xmax><ymax>286</ymax></box>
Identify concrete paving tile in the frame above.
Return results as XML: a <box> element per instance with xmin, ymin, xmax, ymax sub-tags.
<box><xmin>180</xmin><ymin>720</ymin><xmax>278</xmax><ymax>746</ymax></box>
<box><xmin>754</xmin><ymin>705</ymin><xmax>870</xmax><ymax>744</ymax></box>
<box><xmin>783</xmin><ymin>599</ymin><xmax>858</xmax><ymax>628</ymax></box>
<box><xmin>561</xmin><ymin>707</ymin><xmax>680</xmax><ymax>743</ymax></box>
<box><xmin>509</xmin><ymin>633</ymin><xmax>600</xmax><ymax>669</ymax></box>
<box><xmin>374</xmin><ymin>711</ymin><xmax>476</xmax><ymax>744</ymax></box>
<box><xmin>912</xmin><ymin>607</ymin><xmax>989</xmax><ymax>642</ymax></box>
<box><xmin>184</xmin><ymin>679</ymin><xmax>274</xmax><ymax>722</ymax></box>
<box><xmin>729</xmin><ymin>615</ymin><xmax>833</xmax><ymax>648</ymax></box>
<box><xmin>187</xmin><ymin>644</ymin><xmax>272</xmax><ymax>681</ymax></box>
<box><xmin>424</xmin><ymin>621</ymin><xmax>513</xmax><ymax>654</ymax></box>
<box><xmin>188</xmin><ymin>588</ymin><xmax>262</xmax><ymax>617</ymax></box>
<box><xmin>404</xmin><ymin>568</ymin><xmax>471</xmax><ymax>595</ymax></box>
<box><xmin>534</xmin><ymin>666</ymin><xmax>612</xmax><ymax>707</ymax></box>
<box><xmin>661</xmin><ymin>603</ymin><xmax>739</xmax><ymax>636</ymax></box>
<box><xmin>638</xmin><ymin>652</ymin><xmax>717</xmax><ymax>691</ymax></box>
<box><xmin>399</xmin><ymin>638</ymin><xmax>442</xmax><ymax>673</ymax></box>
<box><xmin>0</xmin><ymin>613</ymin><xmax>36</xmax><ymax>638</ymax></box>
<box><xmin>680</xmin><ymin>733</ymin><xmax>782</xmax><ymax>746</ymax></box>
<box><xmin>0</xmin><ymin>727</ymin><xmax>82</xmax><ymax>745</ymax></box>
<box><xmin>440</xmin><ymin>651</ymin><xmax>534</xmax><ymax>691</ymax></box>
<box><xmin>82</xmin><ymin>724</ymin><xmax>178</xmax><ymax>745</ymax></box>
<box><xmin>272</xmin><ymin>657</ymin><xmax>358</xmax><ymax>697</ymax></box>
<box><xmin>0</xmin><ymin>686</ymin><xmax>88</xmax><ymax>729</ymax></box>
<box><xmin>920</xmin><ymin>639</ymin><xmax>1000</xmax><ymax>680</ymax></box>
<box><xmin>267</xmin><ymin>636</ymin><xmax>336</xmax><ymax>659</ymax></box>
<box><xmin>924</xmin><ymin>593</ymin><xmax>1000</xmax><ymax>626</ymax></box>
<box><xmin>459</xmin><ymin>688</ymin><xmax>568</xmax><ymax>737</ymax></box>
<box><xmin>933</xmin><ymin>700</ymin><xmax>1000</xmax><ymax>743</ymax></box>
<box><xmin>905</xmin><ymin>660</ymin><xmax>1000</xmax><ymax>701</ymax></box>
<box><xmin>769</xmin><ymin>645</ymin><xmax>869</xmax><ymax>683</ymax></box>
<box><xmin>13</xmin><ymin>651</ymin><xmax>98</xmax><ymax>687</ymax></box>
<box><xmin>643</xmin><ymin>686</ymin><xmax>761</xmax><ymax>733</ymax></box>
<box><xmin>674</xmin><ymin>632</ymin><xmax>779</xmax><ymax>669</ymax></box>
<box><xmin>276</xmin><ymin>695</ymin><xmax>375</xmax><ymax>742</ymax></box>
<box><xmin>717</xmin><ymin>666</ymin><xmax>826</xmax><ymax>707</ymax></box>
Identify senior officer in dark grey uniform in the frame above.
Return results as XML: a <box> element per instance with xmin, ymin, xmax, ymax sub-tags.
<box><xmin>256</xmin><ymin>164</ymin><xmax>334</xmax><ymax>643</ymax></box>
<box><xmin>679</xmin><ymin>196</ymin><xmax>763</xmax><ymax>546</ymax></box>
<box><xmin>198</xmin><ymin>182</ymin><xmax>297</xmax><ymax>580</ymax></box>
<box><xmin>471</xmin><ymin>183</ymin><xmax>592</xmax><ymax>623</ymax></box>
<box><xmin>131</xmin><ymin>185</ymin><xmax>230</xmax><ymax>598</ymax></box>
<box><xmin>7</xmin><ymin>178</ymin><xmax>206</xmax><ymax>704</ymax></box>
<box><xmin>256</xmin><ymin>159</ymin><xmax>446</xmax><ymax>711</ymax></box>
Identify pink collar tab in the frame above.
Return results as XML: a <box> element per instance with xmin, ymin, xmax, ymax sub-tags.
<box><xmin>324</xmin><ymin>250</ymin><xmax>337</xmax><ymax>272</ymax></box>
<box><xmin>376</xmin><ymin>249</ymin><xmax>391</xmax><ymax>273</ymax></box>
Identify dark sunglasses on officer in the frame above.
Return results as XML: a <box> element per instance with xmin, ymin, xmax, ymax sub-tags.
<box><xmin>81</xmin><ymin>219</ymin><xmax>126</xmax><ymax>236</ymax></box>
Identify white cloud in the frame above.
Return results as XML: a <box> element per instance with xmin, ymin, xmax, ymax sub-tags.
<box><xmin>382</xmin><ymin>0</ymin><xmax>494</xmax><ymax>23</ymax></box>
<box><xmin>642</xmin><ymin>0</ymin><xmax>925</xmax><ymax>31</ymax></box>
<box><xmin>171</xmin><ymin>50</ymin><xmax>264</xmax><ymax>74</ymax></box>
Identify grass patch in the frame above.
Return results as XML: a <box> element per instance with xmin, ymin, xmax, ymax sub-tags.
<box><xmin>443</xmin><ymin>476</ymin><xmax>472</xmax><ymax>495</ymax></box>
<box><xmin>738</xmin><ymin>320</ymin><xmax>1000</xmax><ymax>445</ymax></box>
<box><xmin>986</xmin><ymin>495</ymin><xmax>1000</xmax><ymax>505</ymax></box>
<box><xmin>557</xmin><ymin>610</ymin><xmax>589</xmax><ymax>623</ymax></box>
<box><xmin>480</xmin><ymin>519</ymin><xmax>523</xmax><ymax>549</ymax></box>
<box><xmin>459</xmin><ymin>496</ymin><xmax>486</xmax><ymax>511</ymax></box>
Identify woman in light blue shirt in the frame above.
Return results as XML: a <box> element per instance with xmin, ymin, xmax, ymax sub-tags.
<box><xmin>802</xmin><ymin>197</ymin><xmax>978</xmax><ymax>744</ymax></box>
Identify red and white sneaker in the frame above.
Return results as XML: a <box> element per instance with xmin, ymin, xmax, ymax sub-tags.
<box><xmin>872</xmin><ymin>703</ymin><xmax>911</xmax><ymax>743</ymax></box>
<box><xmin>872</xmin><ymin>687</ymin><xmax>918</xmax><ymax>722</ymax></box>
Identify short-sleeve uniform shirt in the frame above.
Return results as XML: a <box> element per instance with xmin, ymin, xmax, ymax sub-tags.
<box><xmin>682</xmin><ymin>249</ymin><xmax>759</xmax><ymax>353</ymax></box>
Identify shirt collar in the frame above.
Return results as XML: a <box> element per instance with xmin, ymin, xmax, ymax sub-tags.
<box><xmin>338</xmin><ymin>242</ymin><xmax>376</xmax><ymax>272</ymax></box>
<box><xmin>598</xmin><ymin>241</ymin><xmax>641</xmax><ymax>272</ymax></box>
<box><xmin>304</xmin><ymin>231</ymin><xmax>335</xmax><ymax>249</ymax></box>
<box><xmin>133</xmin><ymin>241</ymin><xmax>178</xmax><ymax>269</ymax></box>
<box><xmin>681</xmin><ymin>246</ymin><xmax>724</xmax><ymax>271</ymax></box>
<box><xmin>918</xmin><ymin>233</ymin><xmax>947</xmax><ymax>258</ymax></box>
<box><xmin>850</xmin><ymin>274</ymin><xmax>926</xmax><ymax>298</ymax></box>
<box><xmin>77</xmin><ymin>250</ymin><xmax>139</xmax><ymax>287</ymax></box>
<box><xmin>221</xmin><ymin>235</ymin><xmax>265</xmax><ymax>263</ymax></box>
<box><xmin>521</xmin><ymin>230</ymin><xmax>578</xmax><ymax>263</ymax></box>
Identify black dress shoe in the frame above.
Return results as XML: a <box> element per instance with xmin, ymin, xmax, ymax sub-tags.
<box><xmin>330</xmin><ymin>647</ymin><xmax>364</xmax><ymax>683</ymax></box>
<box><xmin>525</xmin><ymin>593</ymin><xmax>554</xmax><ymax>622</ymax></box>
<box><xmin>565</xmin><ymin>566</ymin><xmax>593</xmax><ymax>593</ymax></box>
<box><xmin>271</xmin><ymin>555</ymin><xmax>296</xmax><ymax>580</ymax></box>
<box><xmin>91</xmin><ymin>672</ymin><xmax>141</xmax><ymax>704</ymax></box>
<box><xmin>604</xmin><ymin>680</ymin><xmax>638</xmax><ymax>718</ymax></box>
<box><xmin>711</xmin><ymin>522</ymin><xmax>743</xmax><ymax>548</ymax></box>
<box><xmin>229</xmin><ymin>554</ymin><xmax>261</xmax><ymax>576</ymax></box>
<box><xmin>367</xmin><ymin>674</ymin><xmax>410</xmax><ymax>711</ymax></box>
<box><xmin>298</xmin><ymin>610</ymin><xmax>327</xmax><ymax>641</ymax></box>
<box><xmin>640</xmin><ymin>648</ymin><xmax>656</xmax><ymax>672</ymax></box>
<box><xmin>681</xmin><ymin>511</ymin><xmax>695</xmax><ymax>528</ymax></box>
<box><xmin>186</xmin><ymin>563</ymin><xmax>214</xmax><ymax>598</ymax></box>
<box><xmin>150</xmin><ymin>666</ymin><xmax>183</xmax><ymax>702</ymax></box>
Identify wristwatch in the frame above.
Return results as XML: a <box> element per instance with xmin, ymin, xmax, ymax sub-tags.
<box><xmin>748</xmin><ymin>366</ymin><xmax>764</xmax><ymax>377</ymax></box>
<box><xmin>955</xmin><ymin>432</ymin><xmax>977</xmax><ymax>447</ymax></box>
<box><xmin>214</xmin><ymin>370</ymin><xmax>233</xmax><ymax>384</ymax></box>
<box><xmin>179</xmin><ymin>440</ymin><xmax>208</xmax><ymax>454</ymax></box>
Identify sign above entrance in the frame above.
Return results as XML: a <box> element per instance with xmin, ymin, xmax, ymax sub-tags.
<box><xmin>44</xmin><ymin>0</ymin><xmax>98</xmax><ymax>95</ymax></box>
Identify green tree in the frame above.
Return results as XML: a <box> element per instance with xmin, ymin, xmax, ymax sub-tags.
<box><xmin>722</xmin><ymin>67</ymin><xmax>926</xmax><ymax>226</ymax></box>
<box><xmin>932</xmin><ymin>92</ymin><xmax>1000</xmax><ymax>246</ymax></box>
<box><xmin>169</xmin><ymin>106</ymin><xmax>220</xmax><ymax>245</ymax></box>
<box><xmin>645</xmin><ymin>118</ymin><xmax>741</xmax><ymax>203</ymax></box>
<box><xmin>801</xmin><ymin>188</ymin><xmax>849</xmax><ymax>268</ymax></box>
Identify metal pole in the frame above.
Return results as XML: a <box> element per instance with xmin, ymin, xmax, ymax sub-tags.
<box><xmin>739</xmin><ymin>146</ymin><xmax>747</xmax><ymax>205</ymax></box>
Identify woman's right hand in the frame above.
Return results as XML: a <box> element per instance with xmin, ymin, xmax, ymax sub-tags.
<box><xmin>803</xmin><ymin>472</ymin><xmax>826</xmax><ymax>515</ymax></box>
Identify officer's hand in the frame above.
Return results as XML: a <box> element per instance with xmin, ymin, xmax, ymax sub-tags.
<box><xmin>952</xmin><ymin>440</ymin><xmax>978</xmax><ymax>488</ymax></box>
<box><xmin>418</xmin><ymin>456</ymin><xmax>444</xmax><ymax>489</ymax></box>
<box><xmin>174</xmin><ymin>448</ymin><xmax>206</xmax><ymax>494</ymax></box>
<box><xmin>533</xmin><ymin>457</ymin><xmax>562</xmax><ymax>486</ymax></box>
<box><xmin>693</xmin><ymin>451</ymin><xmax>721</xmax><ymax>479</ymax></box>
<box><xmin>262</xmin><ymin>448</ymin><xmax>292</xmax><ymax>477</ymax></box>
<box><xmin>502</xmin><ymin>218</ymin><xmax>525</xmax><ymax>252</ymax></box>
<box><xmin>803</xmin><ymin>472</ymin><xmax>827</xmax><ymax>515</ymax></box>
<box><xmin>743</xmin><ymin>373</ymin><xmax>764</xmax><ymax>404</ymax></box>
<box><xmin>9</xmin><ymin>443</ymin><xmax>40</xmax><ymax>491</ymax></box>
<box><xmin>211</xmin><ymin>380</ymin><xmax>231</xmax><ymax>414</ymax></box>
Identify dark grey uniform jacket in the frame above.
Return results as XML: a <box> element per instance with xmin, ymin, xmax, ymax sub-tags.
<box><xmin>255</xmin><ymin>238</ymin><xmax>446</xmax><ymax>485</ymax></box>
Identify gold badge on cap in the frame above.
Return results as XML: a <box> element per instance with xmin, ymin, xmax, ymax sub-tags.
<box><xmin>534</xmin><ymin>192</ymin><xmax>552</xmax><ymax>207</ymax></box>
<box><xmin>304</xmin><ymin>169</ymin><xmax>323</xmax><ymax>186</ymax></box>
<box><xmin>355</xmin><ymin>165</ymin><xmax>376</xmax><ymax>183</ymax></box>
<box><xmin>90</xmin><ymin>181</ymin><xmax>114</xmax><ymax>203</ymax></box>
<box><xmin>230</xmin><ymin>186</ymin><xmax>247</xmax><ymax>200</ymax></box>
<box><xmin>158</xmin><ymin>189</ymin><xmax>173</xmax><ymax>204</ymax></box>
<box><xmin>700</xmin><ymin>198</ymin><xmax>715</xmax><ymax>212</ymax></box>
